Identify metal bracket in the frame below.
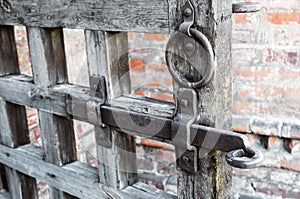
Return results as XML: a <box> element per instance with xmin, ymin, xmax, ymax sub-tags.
<box><xmin>179</xmin><ymin>0</ymin><xmax>195</xmax><ymax>36</ymax></box>
<box><xmin>172</xmin><ymin>88</ymin><xmax>199</xmax><ymax>173</ymax></box>
<box><xmin>66</xmin><ymin>75</ymin><xmax>107</xmax><ymax>127</ymax></box>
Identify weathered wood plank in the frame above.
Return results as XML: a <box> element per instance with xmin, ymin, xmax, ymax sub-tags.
<box><xmin>171</xmin><ymin>0</ymin><xmax>233</xmax><ymax>198</ymax></box>
<box><xmin>0</xmin><ymin>75</ymin><xmax>67</xmax><ymax>116</ymax></box>
<box><xmin>0</xmin><ymin>0</ymin><xmax>169</xmax><ymax>33</ymax></box>
<box><xmin>27</xmin><ymin>27</ymin><xmax>77</xmax><ymax>199</ymax></box>
<box><xmin>85</xmin><ymin>30</ymin><xmax>137</xmax><ymax>189</ymax></box>
<box><xmin>0</xmin><ymin>144</ymin><xmax>176</xmax><ymax>199</ymax></box>
<box><xmin>0</xmin><ymin>25</ymin><xmax>38</xmax><ymax>199</ymax></box>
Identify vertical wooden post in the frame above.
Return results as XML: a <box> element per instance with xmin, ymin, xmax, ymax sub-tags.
<box><xmin>171</xmin><ymin>0</ymin><xmax>233</xmax><ymax>198</ymax></box>
<box><xmin>27</xmin><ymin>27</ymin><xmax>77</xmax><ymax>199</ymax></box>
<box><xmin>0</xmin><ymin>25</ymin><xmax>38</xmax><ymax>199</ymax></box>
<box><xmin>85</xmin><ymin>30</ymin><xmax>137</xmax><ymax>189</ymax></box>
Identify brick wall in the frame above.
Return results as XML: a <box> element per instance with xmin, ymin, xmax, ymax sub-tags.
<box><xmin>14</xmin><ymin>1</ymin><xmax>300</xmax><ymax>198</ymax></box>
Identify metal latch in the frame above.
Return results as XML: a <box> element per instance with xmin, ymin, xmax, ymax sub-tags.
<box><xmin>172</xmin><ymin>88</ymin><xmax>263</xmax><ymax>173</ymax></box>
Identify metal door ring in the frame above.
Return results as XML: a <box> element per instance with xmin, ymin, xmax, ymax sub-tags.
<box><xmin>225</xmin><ymin>147</ymin><xmax>264</xmax><ymax>169</ymax></box>
<box><xmin>166</xmin><ymin>28</ymin><xmax>214</xmax><ymax>88</ymax></box>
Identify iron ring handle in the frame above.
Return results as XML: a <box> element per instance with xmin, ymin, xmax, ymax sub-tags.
<box><xmin>225</xmin><ymin>147</ymin><xmax>264</xmax><ymax>169</ymax></box>
<box><xmin>166</xmin><ymin>28</ymin><xmax>214</xmax><ymax>88</ymax></box>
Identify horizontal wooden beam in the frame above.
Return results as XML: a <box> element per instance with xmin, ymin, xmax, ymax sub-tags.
<box><xmin>0</xmin><ymin>0</ymin><xmax>172</xmax><ymax>33</ymax></box>
<box><xmin>0</xmin><ymin>74</ymin><xmax>175</xmax><ymax>141</ymax></box>
<box><xmin>0</xmin><ymin>144</ymin><xmax>176</xmax><ymax>199</ymax></box>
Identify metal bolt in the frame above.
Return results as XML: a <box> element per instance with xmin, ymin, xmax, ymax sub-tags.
<box><xmin>184</xmin><ymin>8</ymin><xmax>192</xmax><ymax>17</ymax></box>
<box><xmin>185</xmin><ymin>42</ymin><xmax>194</xmax><ymax>52</ymax></box>
<box><xmin>180</xmin><ymin>99</ymin><xmax>188</xmax><ymax>107</ymax></box>
<box><xmin>182</xmin><ymin>156</ymin><xmax>190</xmax><ymax>163</ymax></box>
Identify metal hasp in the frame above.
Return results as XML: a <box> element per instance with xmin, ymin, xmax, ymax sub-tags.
<box><xmin>172</xmin><ymin>88</ymin><xmax>263</xmax><ymax>173</ymax></box>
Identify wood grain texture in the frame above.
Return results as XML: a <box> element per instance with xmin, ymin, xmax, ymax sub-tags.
<box><xmin>0</xmin><ymin>144</ymin><xmax>176</xmax><ymax>199</ymax></box>
<box><xmin>27</xmin><ymin>27</ymin><xmax>77</xmax><ymax>199</ymax></box>
<box><xmin>0</xmin><ymin>0</ymin><xmax>169</xmax><ymax>33</ymax></box>
<box><xmin>0</xmin><ymin>25</ymin><xmax>38</xmax><ymax>199</ymax></box>
<box><xmin>85</xmin><ymin>30</ymin><xmax>137</xmax><ymax>189</ymax></box>
<box><xmin>172</xmin><ymin>0</ymin><xmax>233</xmax><ymax>198</ymax></box>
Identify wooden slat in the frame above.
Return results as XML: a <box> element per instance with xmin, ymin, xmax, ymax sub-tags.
<box><xmin>172</xmin><ymin>0</ymin><xmax>233</xmax><ymax>198</ymax></box>
<box><xmin>0</xmin><ymin>25</ymin><xmax>38</xmax><ymax>199</ymax></box>
<box><xmin>27</xmin><ymin>27</ymin><xmax>77</xmax><ymax>199</ymax></box>
<box><xmin>0</xmin><ymin>144</ymin><xmax>176</xmax><ymax>199</ymax></box>
<box><xmin>0</xmin><ymin>0</ymin><xmax>170</xmax><ymax>33</ymax></box>
<box><xmin>85</xmin><ymin>30</ymin><xmax>137</xmax><ymax>189</ymax></box>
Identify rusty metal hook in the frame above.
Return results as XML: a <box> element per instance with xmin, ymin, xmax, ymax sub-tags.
<box><xmin>226</xmin><ymin>146</ymin><xmax>264</xmax><ymax>169</ymax></box>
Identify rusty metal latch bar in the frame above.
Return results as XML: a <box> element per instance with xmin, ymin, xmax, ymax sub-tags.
<box><xmin>172</xmin><ymin>88</ymin><xmax>263</xmax><ymax>172</ymax></box>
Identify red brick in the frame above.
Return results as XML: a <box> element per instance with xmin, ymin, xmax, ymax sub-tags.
<box><xmin>267</xmin><ymin>136</ymin><xmax>282</xmax><ymax>149</ymax></box>
<box><xmin>164</xmin><ymin>78</ymin><xmax>173</xmax><ymax>87</ymax></box>
<box><xmin>267</xmin><ymin>12</ymin><xmax>300</xmax><ymax>24</ymax></box>
<box><xmin>232</xmin><ymin>116</ymin><xmax>250</xmax><ymax>133</ymax></box>
<box><xmin>149</xmin><ymin>92</ymin><xmax>174</xmax><ymax>102</ymax></box>
<box><xmin>238</xmin><ymin>84</ymin><xmax>264</xmax><ymax>99</ymax></box>
<box><xmin>283</xmin><ymin>88</ymin><xmax>300</xmax><ymax>100</ymax></box>
<box><xmin>233</xmin><ymin>100</ymin><xmax>249</xmax><ymax>114</ymax></box>
<box><xmin>233</xmin><ymin>66</ymin><xmax>278</xmax><ymax>81</ymax></box>
<box><xmin>128</xmin><ymin>32</ymin><xmax>135</xmax><ymax>40</ymax></box>
<box><xmin>144</xmin><ymin>33</ymin><xmax>168</xmax><ymax>41</ymax></box>
<box><xmin>129</xmin><ymin>58</ymin><xmax>146</xmax><ymax>72</ymax></box>
<box><xmin>154</xmin><ymin>149</ymin><xmax>176</xmax><ymax>163</ymax></box>
<box><xmin>134</xmin><ymin>89</ymin><xmax>146</xmax><ymax>96</ymax></box>
<box><xmin>233</xmin><ymin>14</ymin><xmax>251</xmax><ymax>24</ymax></box>
<box><xmin>253</xmin><ymin>181</ymin><xmax>300</xmax><ymax>198</ymax></box>
<box><xmin>281</xmin><ymin>158</ymin><xmax>300</xmax><ymax>172</ymax></box>
<box><xmin>265</xmin><ymin>86</ymin><xmax>283</xmax><ymax>99</ymax></box>
<box><xmin>265</xmin><ymin>49</ymin><xmax>299</xmax><ymax>66</ymax></box>
<box><xmin>233</xmin><ymin>100</ymin><xmax>268</xmax><ymax>115</ymax></box>
<box><xmin>136</xmin><ymin>157</ymin><xmax>155</xmax><ymax>171</ymax></box>
<box><xmin>279</xmin><ymin>68</ymin><xmax>300</xmax><ymax>81</ymax></box>
<box><xmin>148</xmin><ymin>63</ymin><xmax>168</xmax><ymax>72</ymax></box>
